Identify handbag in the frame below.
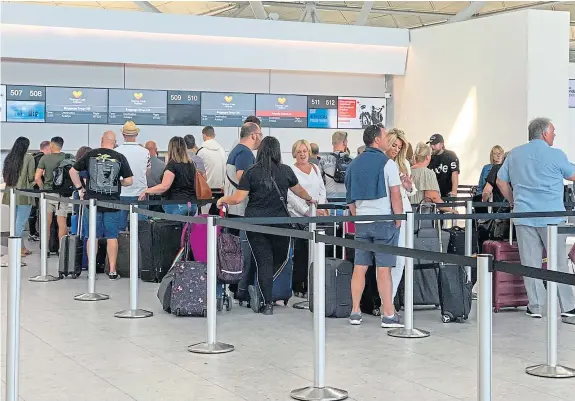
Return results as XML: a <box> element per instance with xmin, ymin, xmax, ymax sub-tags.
<box><xmin>270</xmin><ymin>176</ymin><xmax>305</xmax><ymax>231</ymax></box>
<box><xmin>195</xmin><ymin>171</ymin><xmax>212</xmax><ymax>200</ymax></box>
<box><xmin>217</xmin><ymin>209</ymin><xmax>245</xmax><ymax>284</ymax></box>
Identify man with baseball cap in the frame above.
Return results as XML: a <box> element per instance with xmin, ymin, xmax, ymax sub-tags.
<box><xmin>115</xmin><ymin>121</ymin><xmax>150</xmax><ymax>229</ymax></box>
<box><xmin>427</xmin><ymin>134</ymin><xmax>460</xmax><ymax>197</ymax></box>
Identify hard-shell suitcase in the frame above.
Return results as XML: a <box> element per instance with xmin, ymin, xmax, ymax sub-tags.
<box><xmin>58</xmin><ymin>206</ymin><xmax>84</xmax><ymax>279</ymax></box>
<box><xmin>48</xmin><ymin>212</ymin><xmax>59</xmax><ymax>255</ymax></box>
<box><xmin>482</xmin><ymin>240</ymin><xmax>528</xmax><ymax>312</ymax></box>
<box><xmin>170</xmin><ymin>261</ymin><xmax>207</xmax><ymax>317</ymax></box>
<box><xmin>360</xmin><ymin>265</ymin><xmax>381</xmax><ymax>315</ymax></box>
<box><xmin>438</xmin><ymin>264</ymin><xmax>473</xmax><ymax>323</ymax></box>
<box><xmin>157</xmin><ymin>267</ymin><xmax>175</xmax><ymax>313</ymax></box>
<box><xmin>253</xmin><ymin>242</ymin><xmax>294</xmax><ymax>305</ymax></box>
<box><xmin>139</xmin><ymin>219</ymin><xmax>183</xmax><ymax>282</ymax></box>
<box><xmin>309</xmin><ymin>258</ymin><xmax>353</xmax><ymax>318</ymax></box>
<box><xmin>82</xmin><ymin>238</ymin><xmax>107</xmax><ymax>273</ymax></box>
<box><xmin>105</xmin><ymin>231</ymin><xmax>138</xmax><ymax>277</ymax></box>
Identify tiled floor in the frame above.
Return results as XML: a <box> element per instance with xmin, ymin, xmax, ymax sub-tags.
<box><xmin>2</xmin><ymin>241</ymin><xmax>575</xmax><ymax>401</ymax></box>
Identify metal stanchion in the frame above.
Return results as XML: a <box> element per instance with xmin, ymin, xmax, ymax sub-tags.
<box><xmin>74</xmin><ymin>199</ymin><xmax>109</xmax><ymax>301</ymax></box>
<box><xmin>477</xmin><ymin>254</ymin><xmax>493</xmax><ymax>401</ymax></box>
<box><xmin>526</xmin><ymin>225</ymin><xmax>575</xmax><ymax>378</ymax></box>
<box><xmin>9</xmin><ymin>188</ymin><xmax>16</xmax><ymax>236</ymax></box>
<box><xmin>388</xmin><ymin>212</ymin><xmax>430</xmax><ymax>339</ymax></box>
<box><xmin>5</xmin><ymin>237</ymin><xmax>22</xmax><ymax>401</ymax></box>
<box><xmin>465</xmin><ymin>200</ymin><xmax>473</xmax><ymax>280</ymax></box>
<box><xmin>294</xmin><ymin>203</ymin><xmax>317</xmax><ymax>310</ymax></box>
<box><xmin>29</xmin><ymin>192</ymin><xmax>58</xmax><ymax>282</ymax></box>
<box><xmin>115</xmin><ymin>205</ymin><xmax>153</xmax><ymax>318</ymax></box>
<box><xmin>189</xmin><ymin>216</ymin><xmax>234</xmax><ymax>354</ymax></box>
<box><xmin>291</xmin><ymin>230</ymin><xmax>348</xmax><ymax>401</ymax></box>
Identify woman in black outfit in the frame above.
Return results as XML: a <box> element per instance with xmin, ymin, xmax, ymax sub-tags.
<box><xmin>217</xmin><ymin>136</ymin><xmax>315</xmax><ymax>315</ymax></box>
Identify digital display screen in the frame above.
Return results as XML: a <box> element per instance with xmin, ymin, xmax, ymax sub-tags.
<box><xmin>167</xmin><ymin>90</ymin><xmax>201</xmax><ymax>126</ymax></box>
<box><xmin>108</xmin><ymin>89</ymin><xmax>167</xmax><ymax>125</ymax></box>
<box><xmin>201</xmin><ymin>92</ymin><xmax>255</xmax><ymax>127</ymax></box>
<box><xmin>570</xmin><ymin>80</ymin><xmax>575</xmax><ymax>108</ymax></box>
<box><xmin>0</xmin><ymin>85</ymin><xmax>6</xmax><ymax>122</ymax></box>
<box><xmin>307</xmin><ymin>95</ymin><xmax>338</xmax><ymax>128</ymax></box>
<box><xmin>6</xmin><ymin>85</ymin><xmax>46</xmax><ymax>101</ymax></box>
<box><xmin>6</xmin><ymin>101</ymin><xmax>45</xmax><ymax>122</ymax></box>
<box><xmin>45</xmin><ymin>87</ymin><xmax>108</xmax><ymax>124</ymax></box>
<box><xmin>256</xmin><ymin>94</ymin><xmax>307</xmax><ymax>128</ymax></box>
<box><xmin>337</xmin><ymin>97</ymin><xmax>386</xmax><ymax>129</ymax></box>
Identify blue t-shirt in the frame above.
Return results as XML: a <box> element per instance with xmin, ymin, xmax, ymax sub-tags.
<box><xmin>226</xmin><ymin>144</ymin><xmax>255</xmax><ymax>173</ymax></box>
<box><xmin>497</xmin><ymin>139</ymin><xmax>575</xmax><ymax>227</ymax></box>
<box><xmin>225</xmin><ymin>143</ymin><xmax>255</xmax><ymax>216</ymax></box>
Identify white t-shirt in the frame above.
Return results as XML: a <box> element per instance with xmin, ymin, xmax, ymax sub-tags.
<box><xmin>355</xmin><ymin>159</ymin><xmax>402</xmax><ymax>221</ymax></box>
<box><xmin>115</xmin><ymin>142</ymin><xmax>150</xmax><ymax>197</ymax></box>
<box><xmin>287</xmin><ymin>164</ymin><xmax>327</xmax><ymax>217</ymax></box>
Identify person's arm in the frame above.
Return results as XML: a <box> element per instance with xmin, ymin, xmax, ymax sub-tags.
<box><xmin>118</xmin><ymin>154</ymin><xmax>134</xmax><ymax>188</ymax></box>
<box><xmin>141</xmin><ymin>170</ymin><xmax>175</xmax><ymax>198</ymax></box>
<box><xmin>496</xmin><ymin>156</ymin><xmax>513</xmax><ymax>206</ymax></box>
<box><xmin>423</xmin><ymin>189</ymin><xmax>457</xmax><ymax>213</ymax></box>
<box><xmin>217</xmin><ymin>190</ymin><xmax>249</xmax><ymax>207</ymax></box>
<box><xmin>287</xmin><ymin>190</ymin><xmax>309</xmax><ymax>216</ymax></box>
<box><xmin>289</xmin><ymin>183</ymin><xmax>313</xmax><ymax>202</ymax></box>
<box><xmin>450</xmin><ymin>171</ymin><xmax>459</xmax><ymax>196</ymax></box>
<box><xmin>389</xmin><ymin>185</ymin><xmax>403</xmax><ymax>227</ymax></box>
<box><xmin>121</xmin><ymin>177</ymin><xmax>133</xmax><ymax>187</ymax></box>
<box><xmin>348</xmin><ymin>203</ymin><xmax>357</xmax><ymax>216</ymax></box>
<box><xmin>557</xmin><ymin>151</ymin><xmax>575</xmax><ymax>182</ymax></box>
<box><xmin>481</xmin><ymin>183</ymin><xmax>493</xmax><ymax>202</ymax></box>
<box><xmin>233</xmin><ymin>150</ymin><xmax>253</xmax><ymax>183</ymax></box>
<box><xmin>34</xmin><ymin>168</ymin><xmax>45</xmax><ymax>189</ymax></box>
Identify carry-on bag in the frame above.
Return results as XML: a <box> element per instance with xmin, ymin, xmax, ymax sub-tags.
<box><xmin>360</xmin><ymin>265</ymin><xmax>381</xmax><ymax>315</ymax></box>
<box><xmin>217</xmin><ymin>229</ymin><xmax>244</xmax><ymax>284</ymax></box>
<box><xmin>438</xmin><ymin>264</ymin><xmax>473</xmax><ymax>323</ymax></box>
<box><xmin>309</xmin><ymin>258</ymin><xmax>353</xmax><ymax>318</ymax></box>
<box><xmin>48</xmin><ymin>211</ymin><xmax>60</xmax><ymax>255</ymax></box>
<box><xmin>181</xmin><ymin>217</ymin><xmax>222</xmax><ymax>264</ymax></box>
<box><xmin>170</xmin><ymin>261</ymin><xmax>208</xmax><ymax>317</ymax></box>
<box><xmin>82</xmin><ymin>238</ymin><xmax>107</xmax><ymax>273</ymax></box>
<box><xmin>58</xmin><ymin>206</ymin><xmax>84</xmax><ymax>279</ymax></box>
<box><xmin>139</xmin><ymin>219</ymin><xmax>183</xmax><ymax>282</ymax></box>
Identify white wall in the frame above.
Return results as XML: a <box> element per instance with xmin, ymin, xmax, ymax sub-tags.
<box><xmin>0</xmin><ymin>59</ymin><xmax>382</xmax><ymax>160</ymax></box>
<box><xmin>394</xmin><ymin>10</ymin><xmax>571</xmax><ymax>185</ymax></box>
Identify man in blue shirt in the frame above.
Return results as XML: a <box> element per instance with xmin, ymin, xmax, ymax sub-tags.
<box><xmin>345</xmin><ymin>124</ymin><xmax>404</xmax><ymax>328</ymax></box>
<box><xmin>497</xmin><ymin>117</ymin><xmax>575</xmax><ymax>319</ymax></box>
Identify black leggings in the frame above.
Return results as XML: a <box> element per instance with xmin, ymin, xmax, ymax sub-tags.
<box><xmin>292</xmin><ymin>238</ymin><xmax>309</xmax><ymax>294</ymax></box>
<box><xmin>246</xmin><ymin>228</ymin><xmax>291</xmax><ymax>304</ymax></box>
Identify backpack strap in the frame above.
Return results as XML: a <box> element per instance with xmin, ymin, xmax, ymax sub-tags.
<box><xmin>196</xmin><ymin>147</ymin><xmax>203</xmax><ymax>155</ymax></box>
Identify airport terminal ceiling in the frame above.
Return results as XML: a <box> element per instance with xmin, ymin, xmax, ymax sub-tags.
<box><xmin>9</xmin><ymin>1</ymin><xmax>575</xmax><ymax>59</ymax></box>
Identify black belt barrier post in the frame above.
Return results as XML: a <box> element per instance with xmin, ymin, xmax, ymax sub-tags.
<box><xmin>290</xmin><ymin>230</ymin><xmax>348</xmax><ymax>401</ymax></box>
<box><xmin>389</xmin><ymin>212</ymin><xmax>430</xmax><ymax>339</ymax></box>
<box><xmin>114</xmin><ymin>204</ymin><xmax>153</xmax><ymax>319</ymax></box>
<box><xmin>525</xmin><ymin>224</ymin><xmax>575</xmax><ymax>378</ymax></box>
<box><xmin>294</xmin><ymin>203</ymin><xmax>316</xmax><ymax>310</ymax></box>
<box><xmin>189</xmin><ymin>216</ymin><xmax>234</xmax><ymax>354</ymax></box>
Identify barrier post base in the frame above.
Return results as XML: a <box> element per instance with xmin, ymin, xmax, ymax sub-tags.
<box><xmin>387</xmin><ymin>328</ymin><xmax>430</xmax><ymax>339</ymax></box>
<box><xmin>526</xmin><ymin>364</ymin><xmax>575</xmax><ymax>378</ymax></box>
<box><xmin>114</xmin><ymin>309</ymin><xmax>153</xmax><ymax>319</ymax></box>
<box><xmin>74</xmin><ymin>292</ymin><xmax>110</xmax><ymax>301</ymax></box>
<box><xmin>290</xmin><ymin>386</ymin><xmax>348</xmax><ymax>401</ymax></box>
<box><xmin>29</xmin><ymin>274</ymin><xmax>59</xmax><ymax>282</ymax></box>
<box><xmin>293</xmin><ymin>301</ymin><xmax>310</xmax><ymax>310</ymax></box>
<box><xmin>562</xmin><ymin>316</ymin><xmax>575</xmax><ymax>325</ymax></box>
<box><xmin>188</xmin><ymin>342</ymin><xmax>234</xmax><ymax>354</ymax></box>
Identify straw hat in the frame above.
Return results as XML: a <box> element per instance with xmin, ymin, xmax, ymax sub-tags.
<box><xmin>122</xmin><ymin>121</ymin><xmax>140</xmax><ymax>136</ymax></box>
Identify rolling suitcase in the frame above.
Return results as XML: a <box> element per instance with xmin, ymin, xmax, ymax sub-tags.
<box><xmin>250</xmin><ymin>241</ymin><xmax>294</xmax><ymax>307</ymax></box>
<box><xmin>139</xmin><ymin>219</ymin><xmax>183</xmax><ymax>282</ymax></box>
<box><xmin>105</xmin><ymin>231</ymin><xmax>137</xmax><ymax>277</ymax></box>
<box><xmin>438</xmin><ymin>264</ymin><xmax>473</xmax><ymax>322</ymax></box>
<box><xmin>48</xmin><ymin>212</ymin><xmax>60</xmax><ymax>256</ymax></box>
<box><xmin>309</xmin><ymin>258</ymin><xmax>353</xmax><ymax>318</ymax></box>
<box><xmin>170</xmin><ymin>261</ymin><xmax>207</xmax><ymax>317</ymax></box>
<box><xmin>82</xmin><ymin>238</ymin><xmax>107</xmax><ymax>273</ymax></box>
<box><xmin>58</xmin><ymin>206</ymin><xmax>84</xmax><ymax>279</ymax></box>
<box><xmin>482</xmin><ymin>239</ymin><xmax>528</xmax><ymax>312</ymax></box>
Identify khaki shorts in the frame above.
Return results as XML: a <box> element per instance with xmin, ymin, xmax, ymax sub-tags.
<box><xmin>47</xmin><ymin>194</ymin><xmax>72</xmax><ymax>217</ymax></box>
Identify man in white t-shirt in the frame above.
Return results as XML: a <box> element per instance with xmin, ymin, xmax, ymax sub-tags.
<box><xmin>344</xmin><ymin>124</ymin><xmax>404</xmax><ymax>329</ymax></box>
<box><xmin>115</xmin><ymin>121</ymin><xmax>150</xmax><ymax>230</ymax></box>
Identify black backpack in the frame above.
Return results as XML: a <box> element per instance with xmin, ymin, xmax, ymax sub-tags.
<box><xmin>52</xmin><ymin>154</ymin><xmax>76</xmax><ymax>196</ymax></box>
<box><xmin>324</xmin><ymin>152</ymin><xmax>353</xmax><ymax>184</ymax></box>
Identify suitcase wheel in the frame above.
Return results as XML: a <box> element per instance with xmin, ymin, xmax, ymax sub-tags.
<box><xmin>442</xmin><ymin>313</ymin><xmax>453</xmax><ymax>323</ymax></box>
<box><xmin>284</xmin><ymin>300</ymin><xmax>288</xmax><ymax>306</ymax></box>
<box><xmin>71</xmin><ymin>273</ymin><xmax>79</xmax><ymax>279</ymax></box>
<box><xmin>372</xmin><ymin>308</ymin><xmax>381</xmax><ymax>316</ymax></box>
<box><xmin>493</xmin><ymin>308</ymin><xmax>500</xmax><ymax>313</ymax></box>
<box><xmin>58</xmin><ymin>272</ymin><xmax>65</xmax><ymax>279</ymax></box>
<box><xmin>225</xmin><ymin>297</ymin><xmax>232</xmax><ymax>311</ymax></box>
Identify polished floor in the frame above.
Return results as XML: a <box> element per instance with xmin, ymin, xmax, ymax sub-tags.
<box><xmin>2</xmin><ymin>240</ymin><xmax>575</xmax><ymax>401</ymax></box>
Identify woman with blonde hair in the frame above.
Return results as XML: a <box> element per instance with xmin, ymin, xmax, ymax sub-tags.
<box><xmin>478</xmin><ymin>145</ymin><xmax>504</xmax><ymax>193</ymax></box>
<box><xmin>139</xmin><ymin>136</ymin><xmax>197</xmax><ymax>215</ymax></box>
<box><xmin>287</xmin><ymin>139</ymin><xmax>327</xmax><ymax>297</ymax></box>
<box><xmin>409</xmin><ymin>142</ymin><xmax>458</xmax><ymax>214</ymax></box>
<box><xmin>385</xmin><ymin>129</ymin><xmax>417</xmax><ymax>298</ymax></box>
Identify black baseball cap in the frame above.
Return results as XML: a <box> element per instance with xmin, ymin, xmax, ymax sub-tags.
<box><xmin>427</xmin><ymin>134</ymin><xmax>444</xmax><ymax>145</ymax></box>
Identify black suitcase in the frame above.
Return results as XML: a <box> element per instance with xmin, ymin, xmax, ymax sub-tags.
<box><xmin>58</xmin><ymin>207</ymin><xmax>83</xmax><ymax>279</ymax></box>
<box><xmin>438</xmin><ymin>264</ymin><xmax>473</xmax><ymax>323</ymax></box>
<box><xmin>309</xmin><ymin>258</ymin><xmax>353</xmax><ymax>318</ymax></box>
<box><xmin>105</xmin><ymin>231</ymin><xmax>138</xmax><ymax>277</ymax></box>
<box><xmin>138</xmin><ymin>219</ymin><xmax>183</xmax><ymax>282</ymax></box>
<box><xmin>48</xmin><ymin>212</ymin><xmax>60</xmax><ymax>255</ymax></box>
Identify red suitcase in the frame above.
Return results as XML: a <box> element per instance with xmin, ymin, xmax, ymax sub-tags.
<box><xmin>482</xmin><ymin>240</ymin><xmax>529</xmax><ymax>312</ymax></box>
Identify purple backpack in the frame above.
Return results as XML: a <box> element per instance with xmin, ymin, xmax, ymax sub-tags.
<box><xmin>217</xmin><ymin>231</ymin><xmax>244</xmax><ymax>284</ymax></box>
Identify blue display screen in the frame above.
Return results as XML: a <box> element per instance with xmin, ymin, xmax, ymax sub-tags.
<box><xmin>308</xmin><ymin>108</ymin><xmax>337</xmax><ymax>128</ymax></box>
<box><xmin>6</xmin><ymin>101</ymin><xmax>45</xmax><ymax>122</ymax></box>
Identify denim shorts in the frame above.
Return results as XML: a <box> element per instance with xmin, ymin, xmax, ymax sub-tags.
<box><xmin>82</xmin><ymin>210</ymin><xmax>122</xmax><ymax>239</ymax></box>
<box><xmin>354</xmin><ymin>221</ymin><xmax>400</xmax><ymax>268</ymax></box>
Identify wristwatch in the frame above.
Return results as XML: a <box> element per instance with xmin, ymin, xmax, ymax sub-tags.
<box><xmin>75</xmin><ymin>186</ymin><xmax>84</xmax><ymax>191</ymax></box>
